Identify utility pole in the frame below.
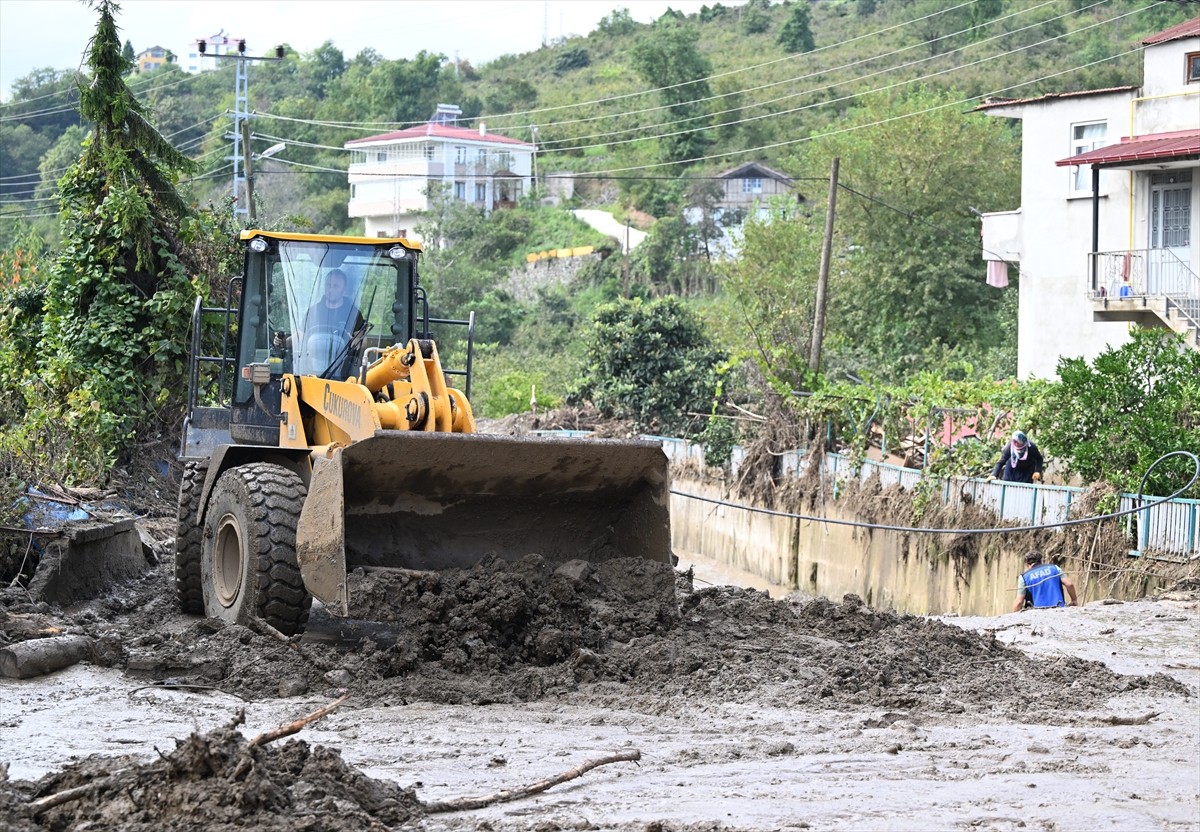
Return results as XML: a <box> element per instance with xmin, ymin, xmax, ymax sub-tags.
<box><xmin>197</xmin><ymin>38</ymin><xmax>284</xmax><ymax>217</ymax></box>
<box><xmin>530</xmin><ymin>125</ymin><xmax>538</xmax><ymax>195</ymax></box>
<box><xmin>241</xmin><ymin>120</ymin><xmax>255</xmax><ymax>222</ymax></box>
<box><xmin>809</xmin><ymin>156</ymin><xmax>839</xmax><ymax>375</ymax></box>
<box><xmin>623</xmin><ymin>218</ymin><xmax>631</xmax><ymax>293</ymax></box>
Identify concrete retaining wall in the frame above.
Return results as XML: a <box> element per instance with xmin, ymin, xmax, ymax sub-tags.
<box><xmin>670</xmin><ymin>476</ymin><xmax>1165</xmax><ymax>617</ymax></box>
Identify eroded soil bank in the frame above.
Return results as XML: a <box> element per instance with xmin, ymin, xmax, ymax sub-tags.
<box><xmin>1</xmin><ymin>550</ymin><xmax>1198</xmax><ymax>831</ymax></box>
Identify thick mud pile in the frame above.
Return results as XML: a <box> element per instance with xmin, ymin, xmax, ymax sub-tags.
<box><xmin>1</xmin><ymin>721</ymin><xmax>420</xmax><ymax>831</ymax></box>
<box><xmin>1</xmin><ymin>551</ymin><xmax>1193</xmax><ymax>829</ymax></box>
<box><xmin>3</xmin><ymin>554</ymin><xmax>1185</xmax><ymax>720</ymax></box>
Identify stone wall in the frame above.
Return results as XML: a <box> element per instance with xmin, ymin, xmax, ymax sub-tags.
<box><xmin>504</xmin><ymin>253</ymin><xmax>600</xmax><ymax>302</ymax></box>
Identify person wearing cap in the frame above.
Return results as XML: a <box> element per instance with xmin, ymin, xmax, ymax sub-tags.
<box><xmin>990</xmin><ymin>430</ymin><xmax>1044</xmax><ymax>484</ymax></box>
<box><xmin>1012</xmin><ymin>550</ymin><xmax>1079</xmax><ymax>611</ymax></box>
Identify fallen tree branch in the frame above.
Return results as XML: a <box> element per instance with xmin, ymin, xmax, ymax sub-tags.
<box><xmin>245</xmin><ymin>616</ymin><xmax>334</xmax><ymax>672</ymax></box>
<box><xmin>29</xmin><ymin>767</ymin><xmax>131</xmax><ymax>814</ymax></box>
<box><xmin>424</xmin><ymin>749</ymin><xmax>641</xmax><ymax>813</ymax></box>
<box><xmin>1096</xmin><ymin>712</ymin><xmax>1160</xmax><ymax>726</ymax></box>
<box><xmin>249</xmin><ymin>694</ymin><xmax>349</xmax><ymax>747</ymax></box>
<box><xmin>127</xmin><ymin>683</ymin><xmax>249</xmax><ymax>702</ymax></box>
<box><xmin>29</xmin><ymin>783</ymin><xmax>100</xmax><ymax>814</ymax></box>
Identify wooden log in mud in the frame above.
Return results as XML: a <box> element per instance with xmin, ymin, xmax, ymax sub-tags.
<box><xmin>0</xmin><ymin>634</ymin><xmax>94</xmax><ymax>679</ymax></box>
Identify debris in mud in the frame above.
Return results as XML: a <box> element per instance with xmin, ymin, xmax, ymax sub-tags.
<box><xmin>26</xmin><ymin>548</ymin><xmax>1181</xmax><ymax>723</ymax></box>
<box><xmin>0</xmin><ymin>720</ymin><xmax>422</xmax><ymax>832</ymax></box>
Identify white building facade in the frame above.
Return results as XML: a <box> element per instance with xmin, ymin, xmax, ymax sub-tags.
<box><xmin>345</xmin><ymin>106</ymin><xmax>534</xmax><ymax>242</ymax></box>
<box><xmin>979</xmin><ymin>17</ymin><xmax>1199</xmax><ymax>379</ymax></box>
<box><xmin>184</xmin><ymin>30</ymin><xmax>245</xmax><ymax>74</ymax></box>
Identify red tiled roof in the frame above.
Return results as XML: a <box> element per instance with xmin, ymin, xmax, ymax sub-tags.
<box><xmin>346</xmin><ymin>122</ymin><xmax>532</xmax><ymax>147</ymax></box>
<box><xmin>974</xmin><ymin>86</ymin><xmax>1137</xmax><ymax>110</ymax></box>
<box><xmin>1056</xmin><ymin>129</ymin><xmax>1200</xmax><ymax>167</ymax></box>
<box><xmin>1142</xmin><ymin>16</ymin><xmax>1200</xmax><ymax>45</ymax></box>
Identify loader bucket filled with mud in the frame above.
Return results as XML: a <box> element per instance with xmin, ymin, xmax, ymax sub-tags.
<box><xmin>296</xmin><ymin>431</ymin><xmax>673</xmax><ymax>617</ymax></box>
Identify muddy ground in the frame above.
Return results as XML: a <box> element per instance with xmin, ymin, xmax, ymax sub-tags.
<box><xmin>1</xmin><ymin>531</ymin><xmax>1197</xmax><ymax>831</ymax></box>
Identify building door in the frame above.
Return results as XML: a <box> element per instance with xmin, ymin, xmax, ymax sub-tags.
<box><xmin>1148</xmin><ymin>170</ymin><xmax>1192</xmax><ymax>294</ymax></box>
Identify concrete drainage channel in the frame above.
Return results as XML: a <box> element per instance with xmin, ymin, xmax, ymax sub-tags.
<box><xmin>1</xmin><ymin>497</ymin><xmax>164</xmax><ymax>680</ymax></box>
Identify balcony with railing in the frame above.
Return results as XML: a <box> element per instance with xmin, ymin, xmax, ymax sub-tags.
<box><xmin>1088</xmin><ymin>248</ymin><xmax>1200</xmax><ymax>347</ymax></box>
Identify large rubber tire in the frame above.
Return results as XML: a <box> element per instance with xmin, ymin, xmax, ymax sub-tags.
<box><xmin>200</xmin><ymin>463</ymin><xmax>312</xmax><ymax>636</ymax></box>
<box><xmin>174</xmin><ymin>461</ymin><xmax>208</xmax><ymax>614</ymax></box>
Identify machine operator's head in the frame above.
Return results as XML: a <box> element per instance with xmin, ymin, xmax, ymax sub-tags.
<box><xmin>323</xmin><ymin>269</ymin><xmax>349</xmax><ymax>306</ymax></box>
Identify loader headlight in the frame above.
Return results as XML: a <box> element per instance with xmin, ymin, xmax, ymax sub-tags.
<box><xmin>249</xmin><ymin>237</ymin><xmax>271</xmax><ymax>253</ymax></box>
<box><xmin>387</xmin><ymin>245</ymin><xmax>410</xmax><ymax>261</ymax></box>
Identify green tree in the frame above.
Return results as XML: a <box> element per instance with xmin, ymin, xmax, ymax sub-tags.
<box><xmin>553</xmin><ymin>46</ymin><xmax>590</xmax><ymax>74</ymax></box>
<box><xmin>30</xmin><ymin>0</ymin><xmax>198</xmax><ymax>479</ymax></box>
<box><xmin>715</xmin><ymin>201</ymin><xmax>823</xmax><ymax>393</ymax></box>
<box><xmin>1033</xmin><ymin>329</ymin><xmax>1200</xmax><ymax>497</ymax></box>
<box><xmin>742</xmin><ymin>6</ymin><xmax>772</xmax><ymax>34</ymax></box>
<box><xmin>596</xmin><ymin>7</ymin><xmax>636</xmax><ymax>36</ymax></box>
<box><xmin>570</xmin><ymin>296</ymin><xmax>724</xmax><ymax>436</ymax></box>
<box><xmin>629</xmin><ymin>19</ymin><xmax>712</xmax><ymax>166</ymax></box>
<box><xmin>308</xmin><ymin>40</ymin><xmax>345</xmax><ymax>90</ymax></box>
<box><xmin>793</xmin><ymin>87</ymin><xmax>1020</xmax><ymax>381</ymax></box>
<box><xmin>121</xmin><ymin>39</ymin><xmax>135</xmax><ymax>65</ymax></box>
<box><xmin>777</xmin><ymin>3</ymin><xmax>815</xmax><ymax>53</ymax></box>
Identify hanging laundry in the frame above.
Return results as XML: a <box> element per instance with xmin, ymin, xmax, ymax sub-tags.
<box><xmin>986</xmin><ymin>260</ymin><xmax>1010</xmax><ymax>288</ymax></box>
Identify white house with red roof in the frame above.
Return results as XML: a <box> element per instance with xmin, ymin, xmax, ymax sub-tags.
<box><xmin>344</xmin><ymin>104</ymin><xmax>534</xmax><ymax>241</ymax></box>
<box><xmin>976</xmin><ymin>16</ymin><xmax>1199</xmax><ymax>379</ymax></box>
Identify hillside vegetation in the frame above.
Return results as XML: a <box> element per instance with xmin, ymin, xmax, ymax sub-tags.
<box><xmin>0</xmin><ymin>0</ymin><xmax>1196</xmax><ymax>504</ymax></box>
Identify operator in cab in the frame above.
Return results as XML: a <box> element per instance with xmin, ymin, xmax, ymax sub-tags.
<box><xmin>274</xmin><ymin>268</ymin><xmax>366</xmax><ymax>377</ymax></box>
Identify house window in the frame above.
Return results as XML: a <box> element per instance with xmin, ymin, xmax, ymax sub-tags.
<box><xmin>742</xmin><ymin>177</ymin><xmax>763</xmax><ymax>193</ymax></box>
<box><xmin>1070</xmin><ymin>121</ymin><xmax>1106</xmax><ymax>194</ymax></box>
<box><xmin>475</xmin><ymin>183</ymin><xmax>487</xmax><ymax>202</ymax></box>
<box><xmin>455</xmin><ymin>146</ymin><xmax>467</xmax><ymax>164</ymax></box>
<box><xmin>1187</xmin><ymin>51</ymin><xmax>1200</xmax><ymax>83</ymax></box>
<box><xmin>454</xmin><ymin>181</ymin><xmax>466</xmax><ymax>200</ymax></box>
<box><xmin>376</xmin><ymin>150</ymin><xmax>388</xmax><ymax>162</ymax></box>
<box><xmin>496</xmin><ymin>151</ymin><xmax>512</xmax><ymax>170</ymax></box>
<box><xmin>350</xmin><ymin>184</ymin><xmax>357</xmax><ymax>199</ymax></box>
<box><xmin>422</xmin><ymin>144</ymin><xmax>435</xmax><ymax>160</ymax></box>
<box><xmin>477</xmin><ymin>149</ymin><xmax>488</xmax><ymax>166</ymax></box>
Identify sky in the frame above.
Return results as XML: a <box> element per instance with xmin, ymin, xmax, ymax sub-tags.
<box><xmin>0</xmin><ymin>0</ymin><xmax>742</xmax><ymax>101</ymax></box>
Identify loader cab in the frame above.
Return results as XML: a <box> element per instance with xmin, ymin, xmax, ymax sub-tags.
<box><xmin>230</xmin><ymin>231</ymin><xmax>421</xmax><ymax>445</ymax></box>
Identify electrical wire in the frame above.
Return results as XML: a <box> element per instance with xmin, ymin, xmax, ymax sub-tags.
<box><xmin>522</xmin><ymin>0</ymin><xmax>1069</xmax><ymax>140</ymax></box>
<box><xmin>0</xmin><ymin>102</ymin><xmax>80</xmax><ymax>123</ymax></box>
<box><xmin>535</xmin><ymin>3</ymin><xmax>1156</xmax><ymax>158</ymax></box>
<box><xmin>671</xmin><ymin>452</ymin><xmax>1199</xmax><ymax>537</ymax></box>
<box><xmin>244</xmin><ymin>0</ymin><xmax>987</xmax><ymax>134</ymax></box>
<box><xmin>246</xmin><ymin>3</ymin><xmax>1146</xmax><ymax>171</ymax></box>
<box><xmin>485</xmin><ymin>0</ymin><xmax>989</xmax><ymax>123</ymax></box>
<box><xmin>836</xmin><ymin>181</ymin><xmax>1026</xmax><ymax>275</ymax></box>
<box><xmin>577</xmin><ymin>41</ymin><xmax>1146</xmax><ymax>176</ymax></box>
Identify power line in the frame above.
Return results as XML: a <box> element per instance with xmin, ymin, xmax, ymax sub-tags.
<box><xmin>535</xmin><ymin>0</ymin><xmax>1092</xmax><ymax>150</ymax></box>
<box><xmin>574</xmin><ymin>40</ymin><xmax>1147</xmax><ymax>176</ymax></box>
<box><xmin>486</xmin><ymin>0</ymin><xmax>988</xmax><ymax>124</ymax></box>
<box><xmin>253</xmin><ymin>0</ymin><xmax>986</xmax><ymax>135</ymax></box>
<box><xmin>536</xmin><ymin>3</ymin><xmax>1156</xmax><ymax>159</ymax></box>
<box><xmin>250</xmin><ymin>1</ymin><xmax>1147</xmax><ymax>167</ymax></box>
<box><xmin>527</xmin><ymin>0</ymin><xmax>1065</xmax><ymax>140</ymax></box>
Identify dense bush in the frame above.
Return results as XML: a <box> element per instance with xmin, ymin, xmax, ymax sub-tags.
<box><xmin>569</xmin><ymin>296</ymin><xmax>724</xmax><ymax>437</ymax></box>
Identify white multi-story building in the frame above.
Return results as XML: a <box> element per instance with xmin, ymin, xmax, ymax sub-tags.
<box><xmin>977</xmin><ymin>17</ymin><xmax>1199</xmax><ymax>379</ymax></box>
<box><xmin>345</xmin><ymin>104</ymin><xmax>534</xmax><ymax>241</ymax></box>
<box><xmin>183</xmin><ymin>30</ymin><xmax>245</xmax><ymax>74</ymax></box>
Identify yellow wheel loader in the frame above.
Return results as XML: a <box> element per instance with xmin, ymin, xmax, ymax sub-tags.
<box><xmin>176</xmin><ymin>231</ymin><xmax>672</xmax><ymax>635</ymax></box>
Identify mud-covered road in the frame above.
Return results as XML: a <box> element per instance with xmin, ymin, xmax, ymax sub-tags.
<box><xmin>1</xmin><ymin>544</ymin><xmax>1197</xmax><ymax>831</ymax></box>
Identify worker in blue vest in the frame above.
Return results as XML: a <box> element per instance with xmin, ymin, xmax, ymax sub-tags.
<box><xmin>1012</xmin><ymin>551</ymin><xmax>1079</xmax><ymax>611</ymax></box>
